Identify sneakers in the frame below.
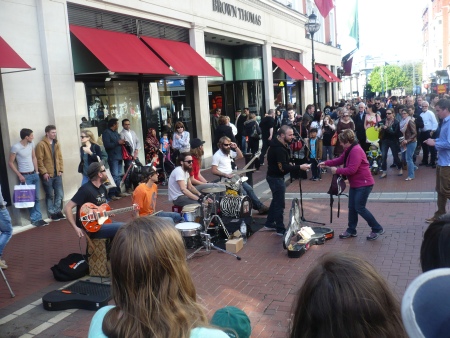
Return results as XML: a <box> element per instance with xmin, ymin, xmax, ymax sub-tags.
<box><xmin>56</xmin><ymin>212</ymin><xmax>66</xmax><ymax>220</ymax></box>
<box><xmin>390</xmin><ymin>163</ymin><xmax>397</xmax><ymax>168</ymax></box>
<box><xmin>380</xmin><ymin>172</ymin><xmax>387</xmax><ymax>179</ymax></box>
<box><xmin>32</xmin><ymin>219</ymin><xmax>48</xmax><ymax>227</ymax></box>
<box><xmin>275</xmin><ymin>231</ymin><xmax>285</xmax><ymax>236</ymax></box>
<box><xmin>117</xmin><ymin>192</ymin><xmax>130</xmax><ymax>197</ymax></box>
<box><xmin>110</xmin><ymin>196</ymin><xmax>121</xmax><ymax>201</ymax></box>
<box><xmin>258</xmin><ymin>205</ymin><xmax>269</xmax><ymax>215</ymax></box>
<box><xmin>426</xmin><ymin>217</ymin><xmax>437</xmax><ymax>224</ymax></box>
<box><xmin>339</xmin><ymin>231</ymin><xmax>357</xmax><ymax>239</ymax></box>
<box><xmin>366</xmin><ymin>229</ymin><xmax>385</xmax><ymax>241</ymax></box>
<box><xmin>398</xmin><ymin>169</ymin><xmax>403</xmax><ymax>176</ymax></box>
<box><xmin>0</xmin><ymin>260</ymin><xmax>7</xmax><ymax>269</ymax></box>
<box><xmin>50</xmin><ymin>214</ymin><xmax>60</xmax><ymax>221</ymax></box>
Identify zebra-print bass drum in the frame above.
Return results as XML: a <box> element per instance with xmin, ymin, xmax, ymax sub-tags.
<box><xmin>219</xmin><ymin>195</ymin><xmax>252</xmax><ymax>218</ymax></box>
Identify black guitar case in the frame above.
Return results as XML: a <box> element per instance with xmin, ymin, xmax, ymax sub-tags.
<box><xmin>42</xmin><ymin>280</ymin><xmax>111</xmax><ymax>311</ymax></box>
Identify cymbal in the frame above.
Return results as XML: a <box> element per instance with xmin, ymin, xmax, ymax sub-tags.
<box><xmin>202</xmin><ymin>186</ymin><xmax>226</xmax><ymax>193</ymax></box>
<box><xmin>232</xmin><ymin>169</ymin><xmax>256</xmax><ymax>175</ymax></box>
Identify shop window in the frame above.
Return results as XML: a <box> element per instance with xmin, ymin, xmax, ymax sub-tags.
<box><xmin>84</xmin><ymin>81</ymin><xmax>144</xmax><ymax>157</ymax></box>
<box><xmin>206</xmin><ymin>56</ymin><xmax>223</xmax><ymax>82</ymax></box>
<box><xmin>234</xmin><ymin>58</ymin><xmax>263</xmax><ymax>81</ymax></box>
<box><xmin>224</xmin><ymin>58</ymin><xmax>233</xmax><ymax>81</ymax></box>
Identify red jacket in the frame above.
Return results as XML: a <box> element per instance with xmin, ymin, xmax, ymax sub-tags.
<box><xmin>324</xmin><ymin>143</ymin><xmax>374</xmax><ymax>188</ymax></box>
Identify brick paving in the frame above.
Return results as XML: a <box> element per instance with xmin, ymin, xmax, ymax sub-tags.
<box><xmin>0</xmin><ymin>155</ymin><xmax>439</xmax><ymax>337</ymax></box>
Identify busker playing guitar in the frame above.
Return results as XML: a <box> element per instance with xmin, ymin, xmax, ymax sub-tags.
<box><xmin>64</xmin><ymin>162</ymin><xmax>124</xmax><ymax>239</ymax></box>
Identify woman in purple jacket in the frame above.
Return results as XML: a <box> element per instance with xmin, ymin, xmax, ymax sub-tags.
<box><xmin>320</xmin><ymin>129</ymin><xmax>385</xmax><ymax>241</ymax></box>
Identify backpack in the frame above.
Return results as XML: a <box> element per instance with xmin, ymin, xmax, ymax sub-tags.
<box><xmin>51</xmin><ymin>253</ymin><xmax>89</xmax><ymax>281</ymax></box>
<box><xmin>415</xmin><ymin>115</ymin><xmax>424</xmax><ymax>129</ymax></box>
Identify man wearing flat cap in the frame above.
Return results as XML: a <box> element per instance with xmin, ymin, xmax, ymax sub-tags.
<box><xmin>64</xmin><ymin>162</ymin><xmax>124</xmax><ymax>239</ymax></box>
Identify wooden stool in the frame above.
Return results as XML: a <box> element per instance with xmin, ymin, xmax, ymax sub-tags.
<box><xmin>86</xmin><ymin>237</ymin><xmax>111</xmax><ymax>277</ymax></box>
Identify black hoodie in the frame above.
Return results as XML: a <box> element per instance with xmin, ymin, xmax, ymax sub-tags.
<box><xmin>267</xmin><ymin>137</ymin><xmax>300</xmax><ymax>178</ymax></box>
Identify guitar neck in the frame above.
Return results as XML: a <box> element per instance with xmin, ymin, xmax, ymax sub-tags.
<box><xmin>242</xmin><ymin>151</ymin><xmax>261</xmax><ymax>170</ymax></box>
<box><xmin>105</xmin><ymin>206</ymin><xmax>136</xmax><ymax>217</ymax></box>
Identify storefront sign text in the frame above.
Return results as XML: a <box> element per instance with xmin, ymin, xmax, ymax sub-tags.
<box><xmin>212</xmin><ymin>0</ymin><xmax>261</xmax><ymax>26</ymax></box>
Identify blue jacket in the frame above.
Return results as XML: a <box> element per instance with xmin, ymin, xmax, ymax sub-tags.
<box><xmin>102</xmin><ymin>128</ymin><xmax>122</xmax><ymax>160</ymax></box>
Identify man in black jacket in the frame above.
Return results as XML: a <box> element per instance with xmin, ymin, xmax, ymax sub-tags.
<box><xmin>265</xmin><ymin>126</ymin><xmax>310</xmax><ymax>235</ymax></box>
<box><xmin>354</xmin><ymin>102</ymin><xmax>368</xmax><ymax>152</ymax></box>
<box><xmin>378</xmin><ymin>110</ymin><xmax>403</xmax><ymax>178</ymax></box>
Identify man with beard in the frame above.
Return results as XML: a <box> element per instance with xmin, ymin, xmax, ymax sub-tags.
<box><xmin>64</xmin><ymin>162</ymin><xmax>124</xmax><ymax>239</ymax></box>
<box><xmin>265</xmin><ymin>126</ymin><xmax>310</xmax><ymax>235</ymax></box>
<box><xmin>168</xmin><ymin>152</ymin><xmax>204</xmax><ymax>207</ymax></box>
<box><xmin>211</xmin><ymin>136</ymin><xmax>269</xmax><ymax>214</ymax></box>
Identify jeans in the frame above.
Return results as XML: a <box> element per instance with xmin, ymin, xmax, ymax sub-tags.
<box><xmin>24</xmin><ymin>173</ymin><xmax>43</xmax><ymax>223</ymax></box>
<box><xmin>42</xmin><ymin>175</ymin><xmax>64</xmax><ymax>216</ymax></box>
<box><xmin>240</xmin><ymin>136</ymin><xmax>247</xmax><ymax>154</ymax></box>
<box><xmin>89</xmin><ymin>221</ymin><xmax>123</xmax><ymax>239</ymax></box>
<box><xmin>81</xmin><ymin>175</ymin><xmax>89</xmax><ymax>185</ymax></box>
<box><xmin>265</xmin><ymin>176</ymin><xmax>285</xmax><ymax>232</ymax></box>
<box><xmin>107</xmin><ymin>159</ymin><xmax>123</xmax><ymax>197</ymax></box>
<box><xmin>420</xmin><ymin>131</ymin><xmax>437</xmax><ymax>164</ymax></box>
<box><xmin>242</xmin><ymin>181</ymin><xmax>262</xmax><ymax>210</ymax></box>
<box><xmin>0</xmin><ymin>208</ymin><xmax>13</xmax><ymax>256</ymax></box>
<box><xmin>156</xmin><ymin>212</ymin><xmax>182</xmax><ymax>224</ymax></box>
<box><xmin>124</xmin><ymin>159</ymin><xmax>133</xmax><ymax>189</ymax></box>
<box><xmin>402</xmin><ymin>141</ymin><xmax>417</xmax><ymax>179</ymax></box>
<box><xmin>347</xmin><ymin>185</ymin><xmax>383</xmax><ymax>235</ymax></box>
<box><xmin>381</xmin><ymin>139</ymin><xmax>402</xmax><ymax>171</ymax></box>
<box><xmin>259</xmin><ymin>139</ymin><xmax>270</xmax><ymax>164</ymax></box>
<box><xmin>322</xmin><ymin>146</ymin><xmax>334</xmax><ymax>161</ymax></box>
<box><xmin>173</xmin><ymin>195</ymin><xmax>200</xmax><ymax>207</ymax></box>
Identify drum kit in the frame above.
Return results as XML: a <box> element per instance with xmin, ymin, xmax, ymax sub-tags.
<box><xmin>174</xmin><ymin>172</ymin><xmax>255</xmax><ymax>260</ymax></box>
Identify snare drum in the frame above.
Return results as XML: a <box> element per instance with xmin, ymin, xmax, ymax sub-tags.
<box><xmin>181</xmin><ymin>204</ymin><xmax>201</xmax><ymax>222</ymax></box>
<box><xmin>175</xmin><ymin>222</ymin><xmax>202</xmax><ymax>238</ymax></box>
<box><xmin>219</xmin><ymin>195</ymin><xmax>252</xmax><ymax>218</ymax></box>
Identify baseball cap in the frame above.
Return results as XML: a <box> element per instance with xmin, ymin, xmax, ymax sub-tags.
<box><xmin>402</xmin><ymin>268</ymin><xmax>450</xmax><ymax>338</ymax></box>
<box><xmin>190</xmin><ymin>138</ymin><xmax>205</xmax><ymax>149</ymax></box>
<box><xmin>211</xmin><ymin>306</ymin><xmax>251</xmax><ymax>338</ymax></box>
<box><xmin>87</xmin><ymin>162</ymin><xmax>104</xmax><ymax>179</ymax></box>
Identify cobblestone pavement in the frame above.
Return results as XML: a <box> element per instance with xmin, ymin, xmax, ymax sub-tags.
<box><xmin>0</xmin><ymin>155</ymin><xmax>439</xmax><ymax>337</ymax></box>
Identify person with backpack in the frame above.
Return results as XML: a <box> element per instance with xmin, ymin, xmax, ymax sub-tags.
<box><xmin>319</xmin><ymin>129</ymin><xmax>385</xmax><ymax>241</ymax></box>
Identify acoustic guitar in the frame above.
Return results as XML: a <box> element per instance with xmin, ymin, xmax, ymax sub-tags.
<box><xmin>79</xmin><ymin>203</ymin><xmax>139</xmax><ymax>232</ymax></box>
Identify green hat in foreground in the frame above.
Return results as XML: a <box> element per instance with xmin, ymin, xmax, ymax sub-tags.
<box><xmin>211</xmin><ymin>306</ymin><xmax>251</xmax><ymax>338</ymax></box>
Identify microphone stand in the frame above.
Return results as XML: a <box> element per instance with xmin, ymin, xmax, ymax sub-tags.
<box><xmin>291</xmin><ymin>126</ymin><xmax>325</xmax><ymax>226</ymax></box>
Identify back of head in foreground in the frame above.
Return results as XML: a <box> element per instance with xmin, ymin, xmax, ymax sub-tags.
<box><xmin>420</xmin><ymin>214</ymin><xmax>450</xmax><ymax>272</ymax></box>
<box><xmin>289</xmin><ymin>252</ymin><xmax>406</xmax><ymax>338</ymax></box>
<box><xmin>102</xmin><ymin>217</ymin><xmax>208</xmax><ymax>337</ymax></box>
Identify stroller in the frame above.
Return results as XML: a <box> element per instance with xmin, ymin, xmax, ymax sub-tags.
<box><xmin>365</xmin><ymin>127</ymin><xmax>382</xmax><ymax>175</ymax></box>
<box><xmin>150</xmin><ymin>149</ymin><xmax>175</xmax><ymax>185</ymax></box>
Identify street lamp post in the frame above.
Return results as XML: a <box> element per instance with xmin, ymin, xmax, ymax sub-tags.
<box><xmin>305</xmin><ymin>13</ymin><xmax>321</xmax><ymax>110</ymax></box>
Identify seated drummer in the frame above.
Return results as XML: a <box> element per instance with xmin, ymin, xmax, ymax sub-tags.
<box><xmin>132</xmin><ymin>166</ymin><xmax>183</xmax><ymax>224</ymax></box>
<box><xmin>64</xmin><ymin>162</ymin><xmax>124</xmax><ymax>239</ymax></box>
<box><xmin>168</xmin><ymin>152</ymin><xmax>205</xmax><ymax>207</ymax></box>
<box><xmin>190</xmin><ymin>137</ymin><xmax>224</xmax><ymax>192</ymax></box>
<box><xmin>211</xmin><ymin>136</ymin><xmax>269</xmax><ymax>215</ymax></box>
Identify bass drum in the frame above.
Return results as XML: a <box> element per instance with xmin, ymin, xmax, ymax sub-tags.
<box><xmin>219</xmin><ymin>195</ymin><xmax>252</xmax><ymax>218</ymax></box>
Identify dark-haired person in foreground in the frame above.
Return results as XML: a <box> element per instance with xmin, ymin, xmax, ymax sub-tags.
<box><xmin>88</xmin><ymin>217</ymin><xmax>228</xmax><ymax>337</ymax></box>
<box><xmin>420</xmin><ymin>214</ymin><xmax>450</xmax><ymax>272</ymax></box>
<box><xmin>320</xmin><ymin>129</ymin><xmax>384</xmax><ymax>241</ymax></box>
<box><xmin>423</xmin><ymin>99</ymin><xmax>450</xmax><ymax>223</ymax></box>
<box><xmin>290</xmin><ymin>252</ymin><xmax>407</xmax><ymax>338</ymax></box>
<box><xmin>265</xmin><ymin>125</ymin><xmax>310</xmax><ymax>235</ymax></box>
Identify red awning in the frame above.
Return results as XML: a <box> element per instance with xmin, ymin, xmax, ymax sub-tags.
<box><xmin>69</xmin><ymin>25</ymin><xmax>173</xmax><ymax>75</ymax></box>
<box><xmin>314</xmin><ymin>64</ymin><xmax>332</xmax><ymax>82</ymax></box>
<box><xmin>285</xmin><ymin>60</ymin><xmax>313</xmax><ymax>80</ymax></box>
<box><xmin>0</xmin><ymin>36</ymin><xmax>31</xmax><ymax>69</ymax></box>
<box><xmin>316</xmin><ymin>64</ymin><xmax>341</xmax><ymax>82</ymax></box>
<box><xmin>140</xmin><ymin>36</ymin><xmax>222</xmax><ymax>77</ymax></box>
<box><xmin>273</xmin><ymin>58</ymin><xmax>306</xmax><ymax>80</ymax></box>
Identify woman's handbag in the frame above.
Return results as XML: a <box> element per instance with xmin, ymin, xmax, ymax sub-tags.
<box><xmin>331</xmin><ymin>132</ymin><xmax>338</xmax><ymax>146</ymax></box>
<box><xmin>77</xmin><ymin>160</ymin><xmax>84</xmax><ymax>174</ymax></box>
<box><xmin>121</xmin><ymin>144</ymin><xmax>132</xmax><ymax>160</ymax></box>
<box><xmin>13</xmin><ymin>183</ymin><xmax>36</xmax><ymax>208</ymax></box>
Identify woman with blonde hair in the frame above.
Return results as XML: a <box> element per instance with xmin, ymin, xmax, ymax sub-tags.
<box><xmin>88</xmin><ymin>217</ymin><xmax>228</xmax><ymax>338</ymax></box>
<box><xmin>290</xmin><ymin>252</ymin><xmax>406</xmax><ymax>338</ymax></box>
<box><xmin>79</xmin><ymin>130</ymin><xmax>106</xmax><ymax>185</ymax></box>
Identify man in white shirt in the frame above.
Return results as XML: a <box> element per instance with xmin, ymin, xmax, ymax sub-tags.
<box><xmin>419</xmin><ymin>101</ymin><xmax>438</xmax><ymax>168</ymax></box>
<box><xmin>120</xmin><ymin>118</ymin><xmax>141</xmax><ymax>193</ymax></box>
<box><xmin>168</xmin><ymin>153</ymin><xmax>203</xmax><ymax>207</ymax></box>
<box><xmin>211</xmin><ymin>136</ymin><xmax>269</xmax><ymax>214</ymax></box>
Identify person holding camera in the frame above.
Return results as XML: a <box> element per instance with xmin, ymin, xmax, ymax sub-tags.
<box><xmin>377</xmin><ymin>108</ymin><xmax>403</xmax><ymax>178</ymax></box>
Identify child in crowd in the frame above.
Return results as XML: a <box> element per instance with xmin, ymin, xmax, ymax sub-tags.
<box><xmin>306</xmin><ymin>128</ymin><xmax>322</xmax><ymax>181</ymax></box>
<box><xmin>160</xmin><ymin>132</ymin><xmax>169</xmax><ymax>155</ymax></box>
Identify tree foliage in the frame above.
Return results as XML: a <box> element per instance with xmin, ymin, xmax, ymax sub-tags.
<box><xmin>368</xmin><ymin>65</ymin><xmax>412</xmax><ymax>94</ymax></box>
